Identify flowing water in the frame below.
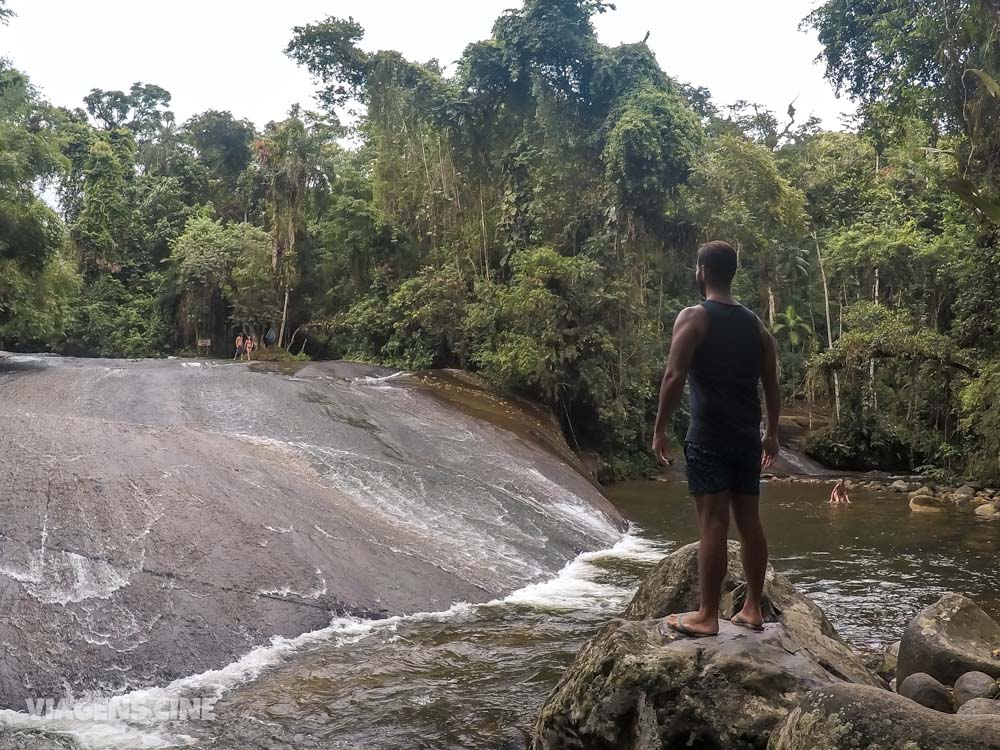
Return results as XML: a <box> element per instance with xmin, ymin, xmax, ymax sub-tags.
<box><xmin>5</xmin><ymin>480</ymin><xmax>996</xmax><ymax>750</ymax></box>
<box><xmin>1</xmin><ymin>355</ymin><xmax>998</xmax><ymax>749</ymax></box>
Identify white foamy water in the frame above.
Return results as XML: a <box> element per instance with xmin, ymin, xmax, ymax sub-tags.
<box><xmin>0</xmin><ymin>550</ymin><xmax>135</xmax><ymax>605</ymax></box>
<box><xmin>225</xmin><ymin>431</ymin><xmax>622</xmax><ymax>590</ymax></box>
<box><xmin>499</xmin><ymin>531</ymin><xmax>668</xmax><ymax>611</ymax></box>
<box><xmin>350</xmin><ymin>371</ymin><xmax>407</xmax><ymax>386</ymax></box>
<box><xmin>0</xmin><ymin>529</ymin><xmax>664</xmax><ymax>749</ymax></box>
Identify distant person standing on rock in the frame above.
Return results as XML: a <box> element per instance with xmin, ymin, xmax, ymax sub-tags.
<box><xmin>830</xmin><ymin>479</ymin><xmax>851</xmax><ymax>505</ymax></box>
<box><xmin>651</xmin><ymin>240</ymin><xmax>782</xmax><ymax>638</ymax></box>
<box><xmin>245</xmin><ymin>336</ymin><xmax>255</xmax><ymax>361</ymax></box>
<box><xmin>234</xmin><ymin>333</ymin><xmax>245</xmax><ymax>361</ymax></box>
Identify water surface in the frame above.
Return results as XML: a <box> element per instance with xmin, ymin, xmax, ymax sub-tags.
<box><xmin>611</xmin><ymin>480</ymin><xmax>1000</xmax><ymax>648</ymax></box>
<box><xmin>21</xmin><ymin>478</ymin><xmax>992</xmax><ymax>750</ymax></box>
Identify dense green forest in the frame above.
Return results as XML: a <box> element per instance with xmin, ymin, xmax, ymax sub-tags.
<box><xmin>3</xmin><ymin>0</ymin><xmax>1000</xmax><ymax>482</ymax></box>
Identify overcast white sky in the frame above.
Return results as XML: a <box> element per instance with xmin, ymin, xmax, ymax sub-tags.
<box><xmin>2</xmin><ymin>0</ymin><xmax>854</xmax><ymax>130</ymax></box>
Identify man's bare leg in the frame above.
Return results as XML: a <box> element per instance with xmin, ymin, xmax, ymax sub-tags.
<box><xmin>731</xmin><ymin>493</ymin><xmax>767</xmax><ymax>627</ymax></box>
<box><xmin>666</xmin><ymin>492</ymin><xmax>731</xmax><ymax>635</ymax></box>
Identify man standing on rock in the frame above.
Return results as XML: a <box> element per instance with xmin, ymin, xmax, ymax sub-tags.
<box><xmin>651</xmin><ymin>240</ymin><xmax>781</xmax><ymax>637</ymax></box>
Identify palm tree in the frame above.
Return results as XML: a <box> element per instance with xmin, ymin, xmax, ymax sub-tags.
<box><xmin>253</xmin><ymin>111</ymin><xmax>328</xmax><ymax>348</ymax></box>
<box><xmin>766</xmin><ymin>244</ymin><xmax>811</xmax><ymax>326</ymax></box>
<box><xmin>773</xmin><ymin>305</ymin><xmax>816</xmax><ymax>352</ymax></box>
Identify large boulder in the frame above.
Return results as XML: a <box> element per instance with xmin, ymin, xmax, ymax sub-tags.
<box><xmin>897</xmin><ymin>594</ymin><xmax>1000</xmax><ymax>686</ymax></box>
<box><xmin>770</xmin><ymin>683</ymin><xmax>1000</xmax><ymax>749</ymax></box>
<box><xmin>533</xmin><ymin>620</ymin><xmax>844</xmax><ymax>750</ymax></box>
<box><xmin>955</xmin><ymin>671</ymin><xmax>1000</xmax><ymax>707</ymax></box>
<box><xmin>897</xmin><ymin>672</ymin><xmax>953</xmax><ymax>713</ymax></box>
<box><xmin>625</xmin><ymin>541</ymin><xmax>880</xmax><ymax>686</ymax></box>
<box><xmin>533</xmin><ymin>542</ymin><xmax>881</xmax><ymax>750</ymax></box>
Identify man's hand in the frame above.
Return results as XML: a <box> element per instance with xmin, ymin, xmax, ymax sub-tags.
<box><xmin>652</xmin><ymin>431</ymin><xmax>672</xmax><ymax>465</ymax></box>
<box><xmin>762</xmin><ymin>432</ymin><xmax>779</xmax><ymax>470</ymax></box>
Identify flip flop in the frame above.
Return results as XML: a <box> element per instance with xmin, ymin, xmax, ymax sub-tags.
<box><xmin>660</xmin><ymin>614</ymin><xmax>716</xmax><ymax>639</ymax></box>
<box><xmin>730</xmin><ymin>614</ymin><xmax>765</xmax><ymax>632</ymax></box>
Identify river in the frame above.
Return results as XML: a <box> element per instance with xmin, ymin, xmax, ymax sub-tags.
<box><xmin>1</xmin><ymin>356</ymin><xmax>997</xmax><ymax>750</ymax></box>
<box><xmin>5</xmin><ymin>480</ymin><xmax>996</xmax><ymax>749</ymax></box>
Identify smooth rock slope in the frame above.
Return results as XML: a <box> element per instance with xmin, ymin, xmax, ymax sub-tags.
<box><xmin>0</xmin><ymin>355</ymin><xmax>623</xmax><ymax>709</ymax></box>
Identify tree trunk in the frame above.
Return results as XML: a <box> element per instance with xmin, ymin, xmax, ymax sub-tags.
<box><xmin>767</xmin><ymin>285</ymin><xmax>776</xmax><ymax>327</ymax></box>
<box><xmin>814</xmin><ymin>234</ymin><xmax>841</xmax><ymax>422</ymax></box>
<box><xmin>869</xmin><ymin>267</ymin><xmax>880</xmax><ymax>411</ymax></box>
<box><xmin>278</xmin><ymin>286</ymin><xmax>290</xmax><ymax>350</ymax></box>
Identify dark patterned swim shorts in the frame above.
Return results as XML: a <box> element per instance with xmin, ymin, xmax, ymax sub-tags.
<box><xmin>684</xmin><ymin>441</ymin><xmax>762</xmax><ymax>497</ymax></box>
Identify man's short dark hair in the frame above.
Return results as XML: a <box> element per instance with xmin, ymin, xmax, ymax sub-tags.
<box><xmin>697</xmin><ymin>241</ymin><xmax>738</xmax><ymax>287</ymax></box>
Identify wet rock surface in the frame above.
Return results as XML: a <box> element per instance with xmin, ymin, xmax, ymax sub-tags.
<box><xmin>908</xmin><ymin>493</ymin><xmax>950</xmax><ymax>512</ymax></box>
<box><xmin>770</xmin><ymin>683</ymin><xmax>1000</xmax><ymax>750</ymax></box>
<box><xmin>624</xmin><ymin>541</ymin><xmax>880</xmax><ymax>687</ymax></box>
<box><xmin>533</xmin><ymin>542</ymin><xmax>881</xmax><ymax>750</ymax></box>
<box><xmin>976</xmin><ymin>500</ymin><xmax>1000</xmax><ymax>518</ymax></box>
<box><xmin>896</xmin><ymin>593</ymin><xmax>1000</xmax><ymax>686</ymax></box>
<box><xmin>533</xmin><ymin>619</ymin><xmax>843</xmax><ymax>750</ymax></box>
<box><xmin>0</xmin><ymin>355</ymin><xmax>623</xmax><ymax>710</ymax></box>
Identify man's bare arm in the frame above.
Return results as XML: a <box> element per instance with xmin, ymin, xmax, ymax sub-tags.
<box><xmin>759</xmin><ymin>320</ymin><xmax>781</xmax><ymax>468</ymax></box>
<box><xmin>652</xmin><ymin>307</ymin><xmax>705</xmax><ymax>462</ymax></box>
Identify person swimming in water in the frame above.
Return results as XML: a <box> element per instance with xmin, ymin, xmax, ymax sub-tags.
<box><xmin>830</xmin><ymin>479</ymin><xmax>851</xmax><ymax>505</ymax></box>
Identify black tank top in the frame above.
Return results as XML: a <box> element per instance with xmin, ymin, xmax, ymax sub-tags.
<box><xmin>685</xmin><ymin>300</ymin><xmax>763</xmax><ymax>447</ymax></box>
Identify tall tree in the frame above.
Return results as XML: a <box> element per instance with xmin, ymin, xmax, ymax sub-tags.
<box><xmin>253</xmin><ymin>111</ymin><xmax>331</xmax><ymax>347</ymax></box>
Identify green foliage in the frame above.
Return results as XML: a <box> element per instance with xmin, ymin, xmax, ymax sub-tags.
<box><xmin>11</xmin><ymin>0</ymin><xmax>1000</xmax><ymax>483</ymax></box>
<box><xmin>604</xmin><ymin>85</ymin><xmax>702</xmax><ymax>222</ymax></box>
<box><xmin>0</xmin><ymin>253</ymin><xmax>79</xmax><ymax>346</ymax></box>
<box><xmin>65</xmin><ymin>274</ymin><xmax>170</xmax><ymax>358</ymax></box>
<box><xmin>808</xmin><ymin>302</ymin><xmax>970</xmax><ymax>470</ymax></box>
<box><xmin>169</xmin><ymin>215</ymin><xmax>276</xmax><ymax>339</ymax></box>
<box><xmin>0</xmin><ymin>62</ymin><xmax>76</xmax><ymax>346</ymax></box>
<box><xmin>960</xmin><ymin>360</ymin><xmax>1000</xmax><ymax>480</ymax></box>
<box><xmin>70</xmin><ymin>131</ymin><xmax>137</xmax><ymax>274</ymax></box>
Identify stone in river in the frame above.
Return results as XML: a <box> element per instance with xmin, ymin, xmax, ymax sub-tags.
<box><xmin>872</xmin><ymin>640</ymin><xmax>901</xmax><ymax>683</ymax></box>
<box><xmin>533</xmin><ymin>619</ymin><xmax>845</xmax><ymax>750</ymax></box>
<box><xmin>955</xmin><ymin>670</ymin><xmax>1000</xmax><ymax>707</ymax></box>
<box><xmin>909</xmin><ymin>493</ymin><xmax>950</xmax><ymax>512</ymax></box>
<box><xmin>898</xmin><ymin>672</ymin><xmax>954</xmax><ymax>713</ymax></box>
<box><xmin>958</xmin><ymin>697</ymin><xmax>1000</xmax><ymax>717</ymax></box>
<box><xmin>624</xmin><ymin>541</ymin><xmax>879</xmax><ymax>686</ymax></box>
<box><xmin>975</xmin><ymin>501</ymin><xmax>1000</xmax><ymax>518</ymax></box>
<box><xmin>533</xmin><ymin>542</ymin><xmax>881</xmax><ymax>750</ymax></box>
<box><xmin>770</xmin><ymin>683</ymin><xmax>1000</xmax><ymax>750</ymax></box>
<box><xmin>897</xmin><ymin>593</ymin><xmax>1000</xmax><ymax>686</ymax></box>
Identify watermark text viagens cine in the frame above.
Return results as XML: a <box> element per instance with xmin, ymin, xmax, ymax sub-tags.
<box><xmin>24</xmin><ymin>696</ymin><xmax>218</xmax><ymax>722</ymax></box>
